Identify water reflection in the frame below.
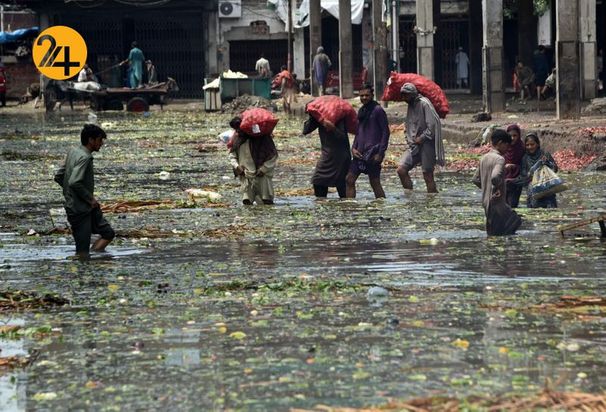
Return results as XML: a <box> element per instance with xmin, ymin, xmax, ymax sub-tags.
<box><xmin>164</xmin><ymin>328</ymin><xmax>201</xmax><ymax>368</ymax></box>
<box><xmin>0</xmin><ymin>317</ymin><xmax>27</xmax><ymax>412</ymax></box>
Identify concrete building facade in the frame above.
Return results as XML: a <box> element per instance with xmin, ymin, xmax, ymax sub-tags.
<box><xmin>18</xmin><ymin>0</ymin><xmax>603</xmax><ymax>116</ymax></box>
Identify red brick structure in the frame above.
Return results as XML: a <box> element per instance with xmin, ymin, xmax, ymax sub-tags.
<box><xmin>3</xmin><ymin>61</ymin><xmax>38</xmax><ymax>100</ymax></box>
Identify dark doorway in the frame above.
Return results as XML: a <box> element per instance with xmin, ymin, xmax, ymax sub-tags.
<box><xmin>398</xmin><ymin>18</ymin><xmax>417</xmax><ymax>74</ymax></box>
<box><xmin>229</xmin><ymin>40</ymin><xmax>288</xmax><ymax>75</ymax></box>
<box><xmin>320</xmin><ymin>15</ymin><xmax>363</xmax><ymax>72</ymax></box>
<box><xmin>435</xmin><ymin>17</ymin><xmax>469</xmax><ymax>89</ymax></box>
<box><xmin>58</xmin><ymin>9</ymin><xmax>206</xmax><ymax>98</ymax></box>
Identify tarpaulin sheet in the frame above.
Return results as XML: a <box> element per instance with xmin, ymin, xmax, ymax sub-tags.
<box><xmin>0</xmin><ymin>27</ymin><xmax>39</xmax><ymax>45</ymax></box>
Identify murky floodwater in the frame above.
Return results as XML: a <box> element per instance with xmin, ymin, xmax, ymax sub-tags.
<box><xmin>1</xmin><ymin>109</ymin><xmax>605</xmax><ymax>410</ymax></box>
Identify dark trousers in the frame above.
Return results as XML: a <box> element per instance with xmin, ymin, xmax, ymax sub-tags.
<box><xmin>0</xmin><ymin>92</ymin><xmax>6</xmax><ymax>107</ymax></box>
<box><xmin>314</xmin><ymin>183</ymin><xmax>346</xmax><ymax>198</ymax></box>
<box><xmin>67</xmin><ymin>207</ymin><xmax>115</xmax><ymax>253</ymax></box>
<box><xmin>506</xmin><ymin>182</ymin><xmax>523</xmax><ymax>208</ymax></box>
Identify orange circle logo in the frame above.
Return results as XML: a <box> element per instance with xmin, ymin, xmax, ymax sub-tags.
<box><xmin>33</xmin><ymin>26</ymin><xmax>87</xmax><ymax>80</ymax></box>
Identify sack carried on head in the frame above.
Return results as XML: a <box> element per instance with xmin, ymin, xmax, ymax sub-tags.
<box><xmin>530</xmin><ymin>165</ymin><xmax>569</xmax><ymax>200</ymax></box>
<box><xmin>240</xmin><ymin>108</ymin><xmax>279</xmax><ymax>137</ymax></box>
<box><xmin>306</xmin><ymin>95</ymin><xmax>359</xmax><ymax>134</ymax></box>
<box><xmin>381</xmin><ymin>72</ymin><xmax>449</xmax><ymax>119</ymax></box>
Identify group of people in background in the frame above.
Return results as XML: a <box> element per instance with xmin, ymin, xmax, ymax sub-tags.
<box><xmin>256</xmin><ymin>46</ymin><xmax>333</xmax><ymax>99</ymax></box>
<box><xmin>78</xmin><ymin>41</ymin><xmax>158</xmax><ymax>90</ymax></box>
<box><xmin>514</xmin><ymin>45</ymin><xmax>554</xmax><ymax>101</ymax></box>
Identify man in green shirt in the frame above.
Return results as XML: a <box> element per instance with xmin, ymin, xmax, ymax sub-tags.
<box><xmin>54</xmin><ymin>124</ymin><xmax>115</xmax><ymax>258</ymax></box>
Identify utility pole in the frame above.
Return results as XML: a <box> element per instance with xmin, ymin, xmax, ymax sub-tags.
<box><xmin>309</xmin><ymin>0</ymin><xmax>322</xmax><ymax>96</ymax></box>
<box><xmin>481</xmin><ymin>0</ymin><xmax>505</xmax><ymax>113</ymax></box>
<box><xmin>287</xmin><ymin>0</ymin><xmax>293</xmax><ymax>71</ymax></box>
<box><xmin>372</xmin><ymin>0</ymin><xmax>388</xmax><ymax>98</ymax></box>
<box><xmin>391</xmin><ymin>0</ymin><xmax>400</xmax><ymax>71</ymax></box>
<box><xmin>555</xmin><ymin>0</ymin><xmax>581</xmax><ymax>119</ymax></box>
<box><xmin>339</xmin><ymin>0</ymin><xmax>354</xmax><ymax>98</ymax></box>
<box><xmin>416</xmin><ymin>0</ymin><xmax>435</xmax><ymax>79</ymax></box>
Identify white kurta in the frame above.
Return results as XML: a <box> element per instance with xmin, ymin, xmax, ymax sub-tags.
<box><xmin>455</xmin><ymin>51</ymin><xmax>469</xmax><ymax>80</ymax></box>
<box><xmin>229</xmin><ymin>140</ymin><xmax>278</xmax><ymax>203</ymax></box>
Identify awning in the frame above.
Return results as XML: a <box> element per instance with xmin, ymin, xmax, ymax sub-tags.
<box><xmin>267</xmin><ymin>0</ymin><xmax>365</xmax><ymax>28</ymax></box>
<box><xmin>0</xmin><ymin>27</ymin><xmax>39</xmax><ymax>45</ymax></box>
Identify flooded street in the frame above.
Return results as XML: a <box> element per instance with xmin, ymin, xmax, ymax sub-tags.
<box><xmin>1</xmin><ymin>108</ymin><xmax>606</xmax><ymax>410</ymax></box>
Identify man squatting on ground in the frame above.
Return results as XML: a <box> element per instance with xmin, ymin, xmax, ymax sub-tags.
<box><xmin>396</xmin><ymin>83</ymin><xmax>445</xmax><ymax>193</ymax></box>
<box><xmin>54</xmin><ymin>124</ymin><xmax>115</xmax><ymax>258</ymax></box>
<box><xmin>346</xmin><ymin>84</ymin><xmax>390</xmax><ymax>198</ymax></box>
<box><xmin>473</xmin><ymin>129</ymin><xmax>522</xmax><ymax>236</ymax></box>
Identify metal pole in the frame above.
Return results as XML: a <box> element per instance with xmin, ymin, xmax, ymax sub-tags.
<box><xmin>287</xmin><ymin>0</ymin><xmax>293</xmax><ymax>71</ymax></box>
<box><xmin>1</xmin><ymin>5</ymin><xmax>4</xmax><ymax>33</ymax></box>
<box><xmin>392</xmin><ymin>0</ymin><xmax>399</xmax><ymax>71</ymax></box>
<box><xmin>309</xmin><ymin>0</ymin><xmax>322</xmax><ymax>96</ymax></box>
<box><xmin>372</xmin><ymin>0</ymin><xmax>378</xmax><ymax>91</ymax></box>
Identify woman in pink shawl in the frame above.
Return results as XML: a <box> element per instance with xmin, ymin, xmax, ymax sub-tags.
<box><xmin>504</xmin><ymin>124</ymin><xmax>525</xmax><ymax>207</ymax></box>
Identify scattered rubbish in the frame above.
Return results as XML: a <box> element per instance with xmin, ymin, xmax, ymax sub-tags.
<box><xmin>558</xmin><ymin>214</ymin><xmax>606</xmax><ymax>238</ymax></box>
<box><xmin>0</xmin><ymin>350</ymin><xmax>39</xmax><ymax>370</ymax></box>
<box><xmin>221</xmin><ymin>94</ymin><xmax>277</xmax><ymax>113</ymax></box>
<box><xmin>184</xmin><ymin>189</ymin><xmax>222</xmax><ymax>203</ymax></box>
<box><xmin>218</xmin><ymin>129</ymin><xmax>233</xmax><ymax>144</ymax></box>
<box><xmin>0</xmin><ymin>290</ymin><xmax>68</xmax><ymax>310</ymax></box>
<box><xmin>471</xmin><ymin>111</ymin><xmax>492</xmax><ymax>122</ymax></box>
<box><xmin>302</xmin><ymin>389</ymin><xmax>606</xmax><ymax>411</ymax></box>
<box><xmin>419</xmin><ymin>238</ymin><xmax>439</xmax><ymax>245</ymax></box>
<box><xmin>367</xmin><ymin>286</ymin><xmax>389</xmax><ymax>299</ymax></box>
<box><xmin>101</xmin><ymin>200</ymin><xmax>177</xmax><ymax>213</ymax></box>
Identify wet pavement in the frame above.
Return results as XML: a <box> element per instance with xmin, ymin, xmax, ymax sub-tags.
<box><xmin>1</xmin><ymin>107</ymin><xmax>606</xmax><ymax>410</ymax></box>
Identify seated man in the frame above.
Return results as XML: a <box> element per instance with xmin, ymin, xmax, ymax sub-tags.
<box><xmin>541</xmin><ymin>68</ymin><xmax>556</xmax><ymax>99</ymax></box>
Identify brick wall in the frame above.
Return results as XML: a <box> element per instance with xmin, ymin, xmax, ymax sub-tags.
<box><xmin>1</xmin><ymin>11</ymin><xmax>39</xmax><ymax>99</ymax></box>
<box><xmin>3</xmin><ymin>61</ymin><xmax>39</xmax><ymax>99</ymax></box>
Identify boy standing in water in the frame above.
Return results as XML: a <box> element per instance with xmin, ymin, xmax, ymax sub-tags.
<box><xmin>473</xmin><ymin>129</ymin><xmax>522</xmax><ymax>236</ymax></box>
<box><xmin>54</xmin><ymin>124</ymin><xmax>115</xmax><ymax>258</ymax></box>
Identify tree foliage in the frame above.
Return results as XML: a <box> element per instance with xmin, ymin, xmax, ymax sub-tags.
<box><xmin>504</xmin><ymin>0</ymin><xmax>551</xmax><ymax>19</ymax></box>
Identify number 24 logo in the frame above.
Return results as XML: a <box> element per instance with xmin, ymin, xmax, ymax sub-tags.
<box><xmin>37</xmin><ymin>34</ymin><xmax>80</xmax><ymax>76</ymax></box>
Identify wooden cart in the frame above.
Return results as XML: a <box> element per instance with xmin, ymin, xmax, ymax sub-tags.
<box><xmin>44</xmin><ymin>78</ymin><xmax>178</xmax><ymax>112</ymax></box>
<box><xmin>89</xmin><ymin>79</ymin><xmax>177</xmax><ymax>112</ymax></box>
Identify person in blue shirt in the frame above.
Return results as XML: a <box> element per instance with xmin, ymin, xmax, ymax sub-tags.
<box><xmin>121</xmin><ymin>41</ymin><xmax>145</xmax><ymax>88</ymax></box>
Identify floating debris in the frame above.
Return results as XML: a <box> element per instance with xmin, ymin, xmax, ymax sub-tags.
<box><xmin>101</xmin><ymin>200</ymin><xmax>178</xmax><ymax>213</ymax></box>
<box><xmin>221</xmin><ymin>94</ymin><xmax>278</xmax><ymax>113</ymax></box>
<box><xmin>292</xmin><ymin>389</ymin><xmax>606</xmax><ymax>412</ymax></box>
<box><xmin>0</xmin><ymin>290</ymin><xmax>68</xmax><ymax>310</ymax></box>
<box><xmin>0</xmin><ymin>350</ymin><xmax>39</xmax><ymax>370</ymax></box>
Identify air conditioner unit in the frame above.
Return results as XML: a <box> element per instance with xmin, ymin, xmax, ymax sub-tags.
<box><xmin>219</xmin><ymin>0</ymin><xmax>242</xmax><ymax>18</ymax></box>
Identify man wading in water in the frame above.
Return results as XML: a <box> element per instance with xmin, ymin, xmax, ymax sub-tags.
<box><xmin>54</xmin><ymin>124</ymin><xmax>115</xmax><ymax>258</ymax></box>
<box><xmin>473</xmin><ymin>129</ymin><xmax>522</xmax><ymax>236</ymax></box>
<box><xmin>346</xmin><ymin>84</ymin><xmax>390</xmax><ymax>198</ymax></box>
<box><xmin>396</xmin><ymin>83</ymin><xmax>445</xmax><ymax>193</ymax></box>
